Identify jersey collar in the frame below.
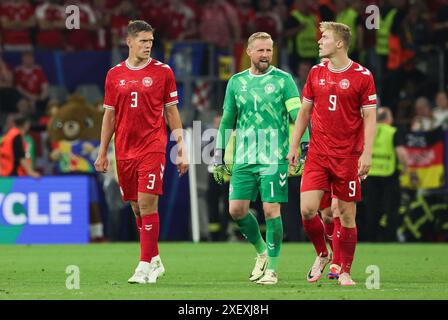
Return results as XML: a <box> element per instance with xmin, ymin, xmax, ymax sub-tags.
<box><xmin>328</xmin><ymin>60</ymin><xmax>353</xmax><ymax>73</ymax></box>
<box><xmin>248</xmin><ymin>65</ymin><xmax>274</xmax><ymax>77</ymax></box>
<box><xmin>125</xmin><ymin>58</ymin><xmax>152</xmax><ymax>70</ymax></box>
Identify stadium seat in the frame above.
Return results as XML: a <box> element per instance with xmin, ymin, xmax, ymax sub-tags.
<box><xmin>48</xmin><ymin>85</ymin><xmax>69</xmax><ymax>104</ymax></box>
<box><xmin>75</xmin><ymin>84</ymin><xmax>103</xmax><ymax>104</ymax></box>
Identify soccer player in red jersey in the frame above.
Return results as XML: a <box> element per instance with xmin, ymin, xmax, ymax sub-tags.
<box><xmin>288</xmin><ymin>21</ymin><xmax>377</xmax><ymax>286</ymax></box>
<box><xmin>95</xmin><ymin>20</ymin><xmax>188</xmax><ymax>284</ymax></box>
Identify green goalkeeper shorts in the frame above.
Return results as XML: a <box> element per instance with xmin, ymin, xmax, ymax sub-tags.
<box><xmin>229</xmin><ymin>163</ymin><xmax>288</xmax><ymax>203</ymax></box>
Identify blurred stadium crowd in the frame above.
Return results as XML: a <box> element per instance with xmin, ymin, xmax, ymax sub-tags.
<box><xmin>0</xmin><ymin>0</ymin><xmax>448</xmax><ymax>243</ymax></box>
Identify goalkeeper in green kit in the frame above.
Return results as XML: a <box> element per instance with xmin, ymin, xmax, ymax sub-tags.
<box><xmin>212</xmin><ymin>32</ymin><xmax>309</xmax><ymax>285</ymax></box>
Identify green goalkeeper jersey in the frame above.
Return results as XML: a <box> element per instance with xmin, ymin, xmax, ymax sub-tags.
<box><xmin>221</xmin><ymin>65</ymin><xmax>301</xmax><ymax>165</ymax></box>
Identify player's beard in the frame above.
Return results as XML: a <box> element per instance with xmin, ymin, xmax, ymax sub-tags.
<box><xmin>254</xmin><ymin>60</ymin><xmax>270</xmax><ymax>73</ymax></box>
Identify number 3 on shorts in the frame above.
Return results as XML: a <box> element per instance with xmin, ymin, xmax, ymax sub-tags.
<box><xmin>348</xmin><ymin>180</ymin><xmax>356</xmax><ymax>197</ymax></box>
<box><xmin>147</xmin><ymin>174</ymin><xmax>156</xmax><ymax>190</ymax></box>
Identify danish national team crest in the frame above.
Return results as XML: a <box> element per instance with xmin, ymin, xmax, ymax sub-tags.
<box><xmin>339</xmin><ymin>79</ymin><xmax>350</xmax><ymax>89</ymax></box>
<box><xmin>142</xmin><ymin>77</ymin><xmax>153</xmax><ymax>87</ymax></box>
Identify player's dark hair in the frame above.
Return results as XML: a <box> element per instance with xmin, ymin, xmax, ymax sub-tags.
<box><xmin>13</xmin><ymin>114</ymin><xmax>30</xmax><ymax>128</ymax></box>
<box><xmin>127</xmin><ymin>20</ymin><xmax>154</xmax><ymax>37</ymax></box>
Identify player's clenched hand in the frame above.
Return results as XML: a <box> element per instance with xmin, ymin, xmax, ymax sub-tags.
<box><xmin>176</xmin><ymin>146</ymin><xmax>189</xmax><ymax>177</ymax></box>
<box><xmin>358</xmin><ymin>151</ymin><xmax>372</xmax><ymax>180</ymax></box>
<box><xmin>286</xmin><ymin>148</ymin><xmax>299</xmax><ymax>166</ymax></box>
<box><xmin>176</xmin><ymin>158</ymin><xmax>188</xmax><ymax>177</ymax></box>
<box><xmin>94</xmin><ymin>154</ymin><xmax>108</xmax><ymax>173</ymax></box>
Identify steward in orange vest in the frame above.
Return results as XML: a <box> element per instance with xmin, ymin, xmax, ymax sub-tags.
<box><xmin>0</xmin><ymin>115</ymin><xmax>40</xmax><ymax>177</ymax></box>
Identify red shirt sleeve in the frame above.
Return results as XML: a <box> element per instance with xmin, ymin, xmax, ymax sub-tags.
<box><xmin>360</xmin><ymin>71</ymin><xmax>377</xmax><ymax>109</ymax></box>
<box><xmin>164</xmin><ymin>66</ymin><xmax>178</xmax><ymax>107</ymax></box>
<box><xmin>103</xmin><ymin>71</ymin><xmax>117</xmax><ymax>110</ymax></box>
<box><xmin>301</xmin><ymin>67</ymin><xmax>315</xmax><ymax>104</ymax></box>
<box><xmin>37</xmin><ymin>68</ymin><xmax>48</xmax><ymax>85</ymax></box>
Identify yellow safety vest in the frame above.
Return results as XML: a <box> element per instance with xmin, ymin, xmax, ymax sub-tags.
<box><xmin>369</xmin><ymin>124</ymin><xmax>397</xmax><ymax>177</ymax></box>
<box><xmin>336</xmin><ymin>8</ymin><xmax>358</xmax><ymax>54</ymax></box>
<box><xmin>290</xmin><ymin>10</ymin><xmax>318</xmax><ymax>58</ymax></box>
<box><xmin>375</xmin><ymin>8</ymin><xmax>397</xmax><ymax>56</ymax></box>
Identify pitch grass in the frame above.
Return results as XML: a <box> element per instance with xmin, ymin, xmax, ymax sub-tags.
<box><xmin>0</xmin><ymin>243</ymin><xmax>447</xmax><ymax>300</ymax></box>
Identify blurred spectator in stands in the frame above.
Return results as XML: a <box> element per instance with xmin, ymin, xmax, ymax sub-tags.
<box><xmin>14</xmin><ymin>51</ymin><xmax>49</xmax><ymax>121</ymax></box>
<box><xmin>199</xmin><ymin>0</ymin><xmax>241</xmax><ymax>49</ymax></box>
<box><xmin>252</xmin><ymin>0</ymin><xmax>283</xmax><ymax>43</ymax></box>
<box><xmin>139</xmin><ymin>0</ymin><xmax>170</xmax><ymax>48</ymax></box>
<box><xmin>335</xmin><ymin>0</ymin><xmax>363</xmax><ymax>62</ymax></box>
<box><xmin>38</xmin><ymin>99</ymin><xmax>60</xmax><ymax>127</ymax></box>
<box><xmin>0</xmin><ymin>114</ymin><xmax>40</xmax><ymax>178</ymax></box>
<box><xmin>433</xmin><ymin>0</ymin><xmax>448</xmax><ymax>49</ymax></box>
<box><xmin>35</xmin><ymin>0</ymin><xmax>66</xmax><ymax>50</ymax></box>
<box><xmin>165</xmin><ymin>0</ymin><xmax>198</xmax><ymax>41</ymax></box>
<box><xmin>92</xmin><ymin>0</ymin><xmax>113</xmax><ymax>50</ymax></box>
<box><xmin>110</xmin><ymin>0</ymin><xmax>139</xmax><ymax>63</ymax></box>
<box><xmin>296</xmin><ymin>59</ymin><xmax>312</xmax><ymax>92</ymax></box>
<box><xmin>434</xmin><ymin>0</ymin><xmax>448</xmax><ymax>79</ymax></box>
<box><xmin>433</xmin><ymin>90</ymin><xmax>448</xmax><ymax>129</ymax></box>
<box><xmin>235</xmin><ymin>0</ymin><xmax>255</xmax><ymax>40</ymax></box>
<box><xmin>63</xmin><ymin>0</ymin><xmax>97</xmax><ymax>51</ymax></box>
<box><xmin>372</xmin><ymin>0</ymin><xmax>402</xmax><ymax>104</ymax></box>
<box><xmin>364</xmin><ymin>107</ymin><xmax>408</xmax><ymax>242</ymax></box>
<box><xmin>410</xmin><ymin>96</ymin><xmax>436</xmax><ymax>132</ymax></box>
<box><xmin>15</xmin><ymin>97</ymin><xmax>35</xmax><ymax>119</ymax></box>
<box><xmin>406</xmin><ymin>0</ymin><xmax>432</xmax><ymax>55</ymax></box>
<box><xmin>0</xmin><ymin>0</ymin><xmax>36</xmax><ymax>52</ymax></box>
<box><xmin>111</xmin><ymin>0</ymin><xmax>139</xmax><ymax>50</ymax></box>
<box><xmin>273</xmin><ymin>0</ymin><xmax>289</xmax><ymax>22</ymax></box>
<box><xmin>318</xmin><ymin>0</ymin><xmax>336</xmax><ymax>22</ymax></box>
<box><xmin>284</xmin><ymin>0</ymin><xmax>318</xmax><ymax>76</ymax></box>
<box><xmin>0</xmin><ymin>53</ymin><xmax>19</xmax><ymax>114</ymax></box>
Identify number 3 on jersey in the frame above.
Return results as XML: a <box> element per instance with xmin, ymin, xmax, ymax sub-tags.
<box><xmin>329</xmin><ymin>94</ymin><xmax>336</xmax><ymax>111</ymax></box>
<box><xmin>131</xmin><ymin>91</ymin><xmax>138</xmax><ymax>108</ymax></box>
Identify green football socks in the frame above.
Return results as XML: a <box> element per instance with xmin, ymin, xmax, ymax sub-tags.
<box><xmin>266</xmin><ymin>216</ymin><xmax>283</xmax><ymax>271</ymax></box>
<box><xmin>236</xmin><ymin>212</ymin><xmax>266</xmax><ymax>255</ymax></box>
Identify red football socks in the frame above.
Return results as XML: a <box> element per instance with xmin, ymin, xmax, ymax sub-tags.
<box><xmin>324</xmin><ymin>220</ymin><xmax>334</xmax><ymax>251</ymax></box>
<box><xmin>332</xmin><ymin>217</ymin><xmax>341</xmax><ymax>266</ymax></box>
<box><xmin>302</xmin><ymin>214</ymin><xmax>328</xmax><ymax>257</ymax></box>
<box><xmin>339</xmin><ymin>226</ymin><xmax>357</xmax><ymax>274</ymax></box>
<box><xmin>140</xmin><ymin>213</ymin><xmax>160</xmax><ymax>263</ymax></box>
<box><xmin>135</xmin><ymin>216</ymin><xmax>142</xmax><ymax>234</ymax></box>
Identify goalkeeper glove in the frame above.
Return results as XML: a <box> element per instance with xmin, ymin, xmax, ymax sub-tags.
<box><xmin>212</xmin><ymin>149</ymin><xmax>231</xmax><ymax>185</ymax></box>
<box><xmin>288</xmin><ymin>142</ymin><xmax>309</xmax><ymax>177</ymax></box>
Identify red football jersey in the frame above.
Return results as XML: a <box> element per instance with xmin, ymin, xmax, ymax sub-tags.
<box><xmin>302</xmin><ymin>60</ymin><xmax>377</xmax><ymax>158</ymax></box>
<box><xmin>103</xmin><ymin>58</ymin><xmax>179</xmax><ymax>160</ymax></box>
<box><xmin>0</xmin><ymin>2</ymin><xmax>35</xmax><ymax>46</ymax></box>
<box><xmin>35</xmin><ymin>3</ymin><xmax>64</xmax><ymax>49</ymax></box>
<box><xmin>14</xmin><ymin>65</ymin><xmax>48</xmax><ymax>95</ymax></box>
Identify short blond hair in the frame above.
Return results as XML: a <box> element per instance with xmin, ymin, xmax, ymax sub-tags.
<box><xmin>319</xmin><ymin>21</ymin><xmax>351</xmax><ymax>49</ymax></box>
<box><xmin>247</xmin><ymin>32</ymin><xmax>273</xmax><ymax>47</ymax></box>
